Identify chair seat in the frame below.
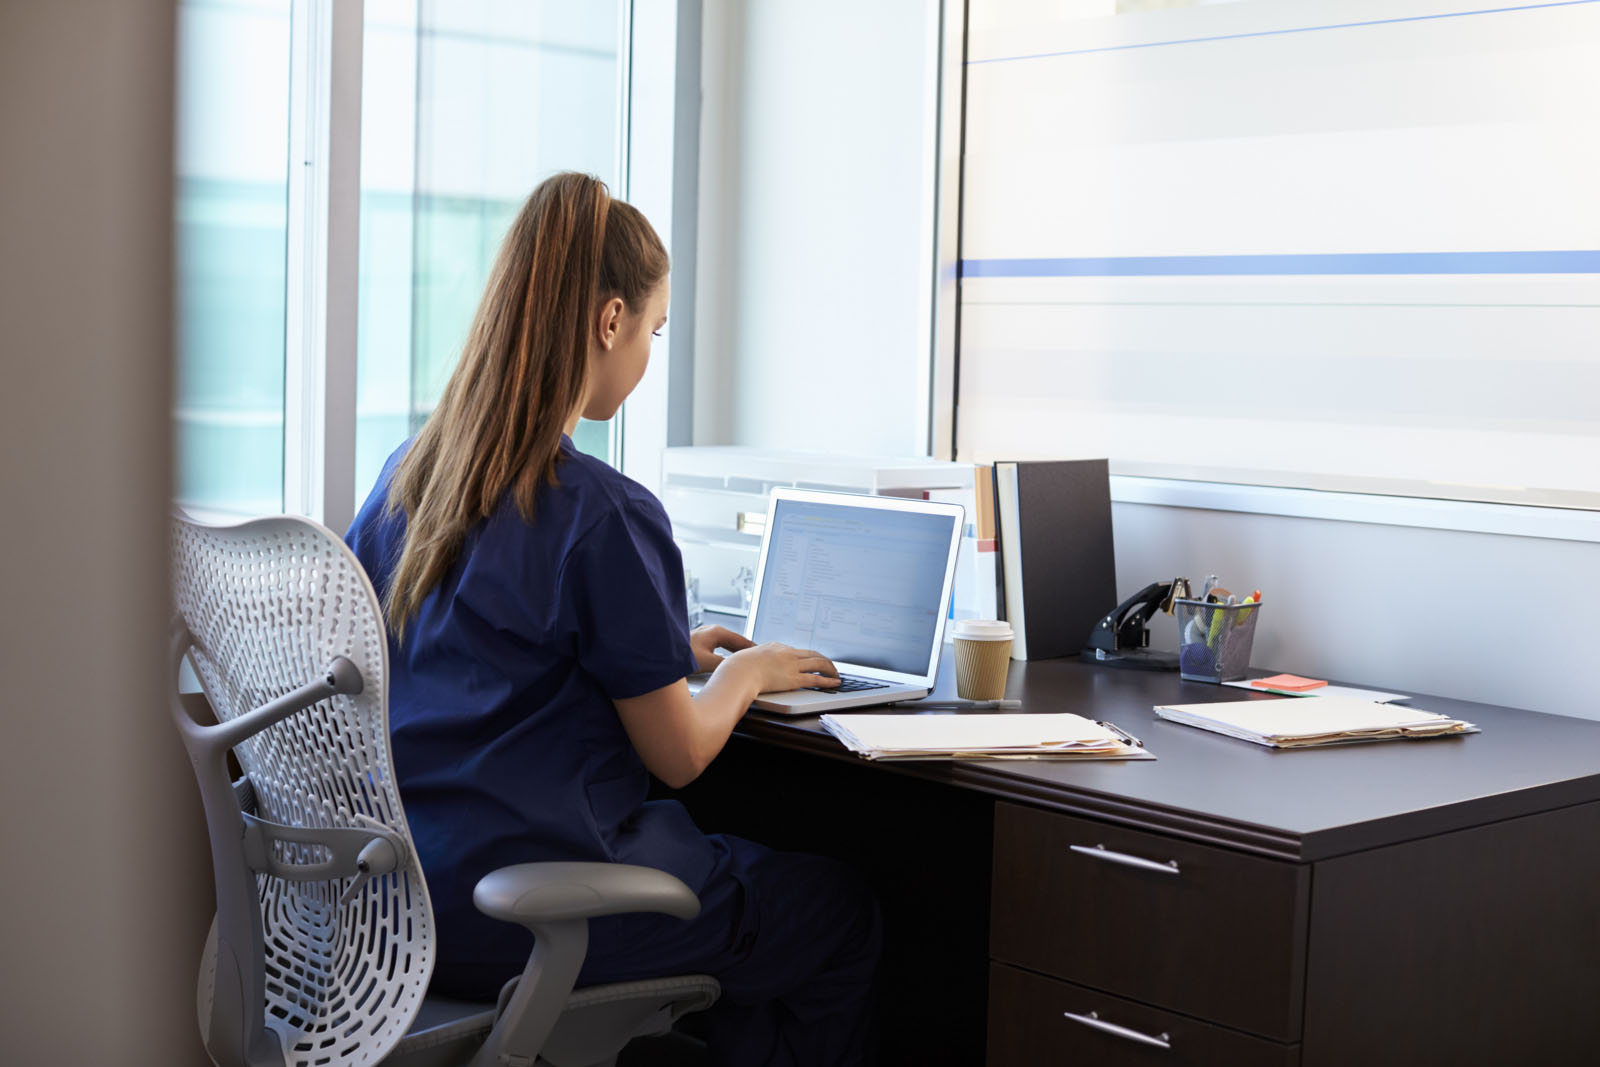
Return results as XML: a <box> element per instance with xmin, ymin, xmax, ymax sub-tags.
<box><xmin>388</xmin><ymin>975</ymin><xmax>720</xmax><ymax>1067</ymax></box>
<box><xmin>387</xmin><ymin>995</ymin><xmax>496</xmax><ymax>1067</ymax></box>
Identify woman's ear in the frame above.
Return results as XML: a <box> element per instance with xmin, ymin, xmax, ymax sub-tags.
<box><xmin>596</xmin><ymin>296</ymin><xmax>625</xmax><ymax>351</ymax></box>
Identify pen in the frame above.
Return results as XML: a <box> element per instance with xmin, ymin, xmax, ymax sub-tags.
<box><xmin>1096</xmin><ymin>720</ymin><xmax>1144</xmax><ymax>747</ymax></box>
<box><xmin>891</xmin><ymin>699</ymin><xmax>1022</xmax><ymax>710</ymax></box>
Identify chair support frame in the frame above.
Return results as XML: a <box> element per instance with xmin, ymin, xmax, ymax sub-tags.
<box><xmin>170</xmin><ymin>619</ymin><xmax>393</xmax><ymax>1067</ymax></box>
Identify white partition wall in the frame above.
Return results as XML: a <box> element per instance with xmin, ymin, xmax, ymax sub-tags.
<box><xmin>957</xmin><ymin>0</ymin><xmax>1600</xmax><ymax>507</ymax></box>
<box><xmin>694</xmin><ymin>0</ymin><xmax>942</xmax><ymax>457</ymax></box>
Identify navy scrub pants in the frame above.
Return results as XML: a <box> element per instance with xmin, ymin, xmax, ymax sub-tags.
<box><xmin>581</xmin><ymin>835</ymin><xmax>883</xmax><ymax>1067</ymax></box>
<box><xmin>432</xmin><ymin>835</ymin><xmax>882</xmax><ymax>1066</ymax></box>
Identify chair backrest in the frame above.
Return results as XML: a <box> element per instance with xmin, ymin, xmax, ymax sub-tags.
<box><xmin>172</xmin><ymin>513</ymin><xmax>434</xmax><ymax>1067</ymax></box>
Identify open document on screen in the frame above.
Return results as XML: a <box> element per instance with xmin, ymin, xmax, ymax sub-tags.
<box><xmin>750</xmin><ymin>498</ymin><xmax>955</xmax><ymax>675</ymax></box>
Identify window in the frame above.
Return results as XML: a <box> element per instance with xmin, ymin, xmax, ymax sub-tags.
<box><xmin>355</xmin><ymin>1</ymin><xmax>625</xmax><ymax>508</ymax></box>
<box><xmin>174</xmin><ymin>0</ymin><xmax>293</xmax><ymax>515</ymax></box>
<box><xmin>174</xmin><ymin>0</ymin><xmax>631</xmax><ymax>522</ymax></box>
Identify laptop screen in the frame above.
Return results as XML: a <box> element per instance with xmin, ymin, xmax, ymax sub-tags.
<box><xmin>749</xmin><ymin>495</ymin><xmax>959</xmax><ymax>676</ymax></box>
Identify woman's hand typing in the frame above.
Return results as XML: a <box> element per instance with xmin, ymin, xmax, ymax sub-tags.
<box><xmin>690</xmin><ymin>624</ymin><xmax>754</xmax><ymax>674</ymax></box>
<box><xmin>720</xmin><ymin>642</ymin><xmax>841</xmax><ymax>694</ymax></box>
<box><xmin>689</xmin><ymin>625</ymin><xmax>841</xmax><ymax>692</ymax></box>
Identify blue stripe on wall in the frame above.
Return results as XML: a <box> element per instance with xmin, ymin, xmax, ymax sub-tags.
<box><xmin>968</xmin><ymin>0</ymin><xmax>1600</xmax><ymax>65</ymax></box>
<box><xmin>959</xmin><ymin>251</ymin><xmax>1600</xmax><ymax>278</ymax></box>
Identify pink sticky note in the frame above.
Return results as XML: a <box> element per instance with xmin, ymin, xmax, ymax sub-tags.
<box><xmin>1251</xmin><ymin>674</ymin><xmax>1327</xmax><ymax>692</ymax></box>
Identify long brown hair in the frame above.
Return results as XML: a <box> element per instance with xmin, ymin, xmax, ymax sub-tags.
<box><xmin>382</xmin><ymin>172</ymin><xmax>668</xmax><ymax>636</ymax></box>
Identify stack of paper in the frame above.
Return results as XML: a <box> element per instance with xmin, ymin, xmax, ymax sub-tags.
<box><xmin>1154</xmin><ymin>696</ymin><xmax>1477</xmax><ymax>749</ymax></box>
<box><xmin>819</xmin><ymin>712</ymin><xmax>1152</xmax><ymax>761</ymax></box>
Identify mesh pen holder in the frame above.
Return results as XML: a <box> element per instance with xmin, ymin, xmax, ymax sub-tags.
<box><xmin>1174</xmin><ymin>598</ymin><xmax>1262</xmax><ymax>683</ymax></box>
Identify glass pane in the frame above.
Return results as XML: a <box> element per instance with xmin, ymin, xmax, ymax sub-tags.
<box><xmin>570</xmin><ymin>418</ymin><xmax>613</xmax><ymax>460</ymax></box>
<box><xmin>355</xmin><ymin>0</ymin><xmax>623</xmax><ymax>509</ymax></box>
<box><xmin>174</xmin><ymin>0</ymin><xmax>292</xmax><ymax>515</ymax></box>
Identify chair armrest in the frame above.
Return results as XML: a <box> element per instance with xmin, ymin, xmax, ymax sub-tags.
<box><xmin>474</xmin><ymin>862</ymin><xmax>701</xmax><ymax>928</ymax></box>
<box><xmin>464</xmin><ymin>863</ymin><xmax>707</xmax><ymax>1067</ymax></box>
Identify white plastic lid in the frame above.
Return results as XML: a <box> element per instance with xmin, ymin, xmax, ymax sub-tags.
<box><xmin>953</xmin><ymin>619</ymin><xmax>1014</xmax><ymax>641</ymax></box>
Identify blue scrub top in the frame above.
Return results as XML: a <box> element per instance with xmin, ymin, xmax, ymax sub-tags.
<box><xmin>346</xmin><ymin>435</ymin><xmax>707</xmax><ymax>974</ymax></box>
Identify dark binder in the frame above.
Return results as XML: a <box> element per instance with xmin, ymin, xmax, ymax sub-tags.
<box><xmin>993</xmin><ymin>459</ymin><xmax>1116</xmax><ymax>660</ymax></box>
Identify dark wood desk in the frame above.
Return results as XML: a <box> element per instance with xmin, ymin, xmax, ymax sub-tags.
<box><xmin>677</xmin><ymin>645</ymin><xmax>1600</xmax><ymax>1066</ymax></box>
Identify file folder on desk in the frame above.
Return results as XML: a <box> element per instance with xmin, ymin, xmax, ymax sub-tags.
<box><xmin>819</xmin><ymin>712</ymin><xmax>1154</xmax><ymax>761</ymax></box>
<box><xmin>991</xmin><ymin>459</ymin><xmax>1115</xmax><ymax>660</ymax></box>
<box><xmin>1153</xmin><ymin>696</ymin><xmax>1477</xmax><ymax>749</ymax></box>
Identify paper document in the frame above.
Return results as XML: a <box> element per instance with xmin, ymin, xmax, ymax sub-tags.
<box><xmin>1154</xmin><ymin>696</ymin><xmax>1476</xmax><ymax>749</ymax></box>
<box><xmin>1222</xmin><ymin>680</ymin><xmax>1412</xmax><ymax>703</ymax></box>
<box><xmin>819</xmin><ymin>712</ymin><xmax>1153</xmax><ymax>761</ymax></box>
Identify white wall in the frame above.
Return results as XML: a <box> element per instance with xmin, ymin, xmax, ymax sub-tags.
<box><xmin>694</xmin><ymin>0</ymin><xmax>940</xmax><ymax>455</ymax></box>
<box><xmin>692</xmin><ymin>0</ymin><xmax>1599</xmax><ymax>722</ymax></box>
<box><xmin>0</xmin><ymin>4</ymin><xmax>213</xmax><ymax>1063</ymax></box>
<box><xmin>1116</xmin><ymin>504</ymin><xmax>1598</xmax><ymax>721</ymax></box>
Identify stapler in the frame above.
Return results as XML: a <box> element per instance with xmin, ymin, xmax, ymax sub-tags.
<box><xmin>1080</xmin><ymin>579</ymin><xmax>1187</xmax><ymax>671</ymax></box>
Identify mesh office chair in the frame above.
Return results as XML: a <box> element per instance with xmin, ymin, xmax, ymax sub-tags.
<box><xmin>170</xmin><ymin>513</ymin><xmax>719</xmax><ymax>1067</ymax></box>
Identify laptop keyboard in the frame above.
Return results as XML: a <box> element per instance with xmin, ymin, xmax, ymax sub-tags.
<box><xmin>827</xmin><ymin>675</ymin><xmax>891</xmax><ymax>693</ymax></box>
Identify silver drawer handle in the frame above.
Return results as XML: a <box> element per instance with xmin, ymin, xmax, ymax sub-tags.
<box><xmin>1070</xmin><ymin>842</ymin><xmax>1180</xmax><ymax>875</ymax></box>
<box><xmin>1063</xmin><ymin>1010</ymin><xmax>1172</xmax><ymax>1050</ymax></box>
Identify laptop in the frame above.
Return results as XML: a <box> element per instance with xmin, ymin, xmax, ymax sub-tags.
<box><xmin>690</xmin><ymin>487</ymin><xmax>965</xmax><ymax>714</ymax></box>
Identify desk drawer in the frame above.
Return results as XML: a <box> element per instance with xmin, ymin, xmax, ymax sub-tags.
<box><xmin>988</xmin><ymin>963</ymin><xmax>1299</xmax><ymax>1067</ymax></box>
<box><xmin>991</xmin><ymin>802</ymin><xmax>1309</xmax><ymax>1040</ymax></box>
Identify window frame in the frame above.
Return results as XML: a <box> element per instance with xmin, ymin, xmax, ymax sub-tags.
<box><xmin>285</xmin><ymin>0</ymin><xmax>363</xmax><ymax>535</ymax></box>
<box><xmin>617</xmin><ymin>0</ymin><xmax>695</xmax><ymax>497</ymax></box>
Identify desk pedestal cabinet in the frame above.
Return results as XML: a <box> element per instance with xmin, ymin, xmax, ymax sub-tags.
<box><xmin>988</xmin><ymin>799</ymin><xmax>1600</xmax><ymax>1066</ymax></box>
<box><xmin>684</xmin><ymin>646</ymin><xmax>1600</xmax><ymax>1066</ymax></box>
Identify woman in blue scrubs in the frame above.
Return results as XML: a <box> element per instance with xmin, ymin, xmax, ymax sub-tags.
<box><xmin>347</xmin><ymin>172</ymin><xmax>880</xmax><ymax>1066</ymax></box>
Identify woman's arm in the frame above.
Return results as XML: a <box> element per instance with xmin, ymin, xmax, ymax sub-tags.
<box><xmin>613</xmin><ymin>643</ymin><xmax>839</xmax><ymax>789</ymax></box>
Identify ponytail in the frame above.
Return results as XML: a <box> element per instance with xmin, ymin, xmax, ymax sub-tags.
<box><xmin>382</xmin><ymin>173</ymin><xmax>668</xmax><ymax>636</ymax></box>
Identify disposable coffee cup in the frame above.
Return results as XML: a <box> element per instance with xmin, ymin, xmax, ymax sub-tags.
<box><xmin>953</xmin><ymin>619</ymin><xmax>1015</xmax><ymax>701</ymax></box>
